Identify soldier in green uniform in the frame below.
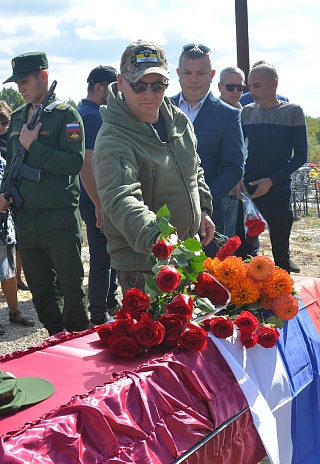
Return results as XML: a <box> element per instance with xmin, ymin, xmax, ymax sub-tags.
<box><xmin>0</xmin><ymin>51</ymin><xmax>89</xmax><ymax>335</ymax></box>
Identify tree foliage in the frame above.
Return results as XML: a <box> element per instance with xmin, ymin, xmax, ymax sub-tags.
<box><xmin>0</xmin><ymin>85</ymin><xmax>319</xmax><ymax>163</ymax></box>
<box><xmin>0</xmin><ymin>87</ymin><xmax>24</xmax><ymax>110</ymax></box>
<box><xmin>306</xmin><ymin>116</ymin><xmax>320</xmax><ymax>164</ymax></box>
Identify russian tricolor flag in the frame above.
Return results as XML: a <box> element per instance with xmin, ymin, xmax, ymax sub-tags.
<box><xmin>210</xmin><ymin>275</ymin><xmax>320</xmax><ymax>464</ymax></box>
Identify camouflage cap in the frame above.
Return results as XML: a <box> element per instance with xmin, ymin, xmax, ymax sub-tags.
<box><xmin>3</xmin><ymin>51</ymin><xmax>48</xmax><ymax>84</ymax></box>
<box><xmin>120</xmin><ymin>40</ymin><xmax>169</xmax><ymax>83</ymax></box>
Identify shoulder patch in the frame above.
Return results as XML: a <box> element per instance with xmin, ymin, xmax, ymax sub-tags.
<box><xmin>55</xmin><ymin>103</ymin><xmax>70</xmax><ymax>111</ymax></box>
<box><xmin>66</xmin><ymin>121</ymin><xmax>83</xmax><ymax>142</ymax></box>
<box><xmin>13</xmin><ymin>104</ymin><xmax>26</xmax><ymax>114</ymax></box>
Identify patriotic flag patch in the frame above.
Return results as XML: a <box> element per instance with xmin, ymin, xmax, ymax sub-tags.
<box><xmin>135</xmin><ymin>48</ymin><xmax>158</xmax><ymax>63</ymax></box>
<box><xmin>66</xmin><ymin>122</ymin><xmax>83</xmax><ymax>142</ymax></box>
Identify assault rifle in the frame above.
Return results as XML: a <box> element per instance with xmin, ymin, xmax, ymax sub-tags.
<box><xmin>0</xmin><ymin>80</ymin><xmax>57</xmax><ymax>241</ymax></box>
<box><xmin>1</xmin><ymin>79</ymin><xmax>57</xmax><ymax>207</ymax></box>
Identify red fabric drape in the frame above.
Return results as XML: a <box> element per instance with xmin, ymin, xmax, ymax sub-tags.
<box><xmin>0</xmin><ymin>334</ymin><xmax>265</xmax><ymax>463</ymax></box>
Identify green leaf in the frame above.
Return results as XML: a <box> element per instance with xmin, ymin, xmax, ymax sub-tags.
<box><xmin>157</xmin><ymin>217</ymin><xmax>170</xmax><ymax>237</ymax></box>
<box><xmin>144</xmin><ymin>274</ymin><xmax>159</xmax><ymax>292</ymax></box>
<box><xmin>264</xmin><ymin>316</ymin><xmax>285</xmax><ymax>329</ymax></box>
<box><xmin>156</xmin><ymin>204</ymin><xmax>171</xmax><ymax>221</ymax></box>
<box><xmin>174</xmin><ymin>253</ymin><xmax>188</xmax><ymax>267</ymax></box>
<box><xmin>182</xmin><ymin>238</ymin><xmax>203</xmax><ymax>252</ymax></box>
<box><xmin>194</xmin><ymin>297</ymin><xmax>217</xmax><ymax>313</ymax></box>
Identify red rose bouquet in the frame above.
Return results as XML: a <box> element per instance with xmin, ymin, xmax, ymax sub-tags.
<box><xmin>96</xmin><ymin>206</ymin><xmax>299</xmax><ymax>356</ymax></box>
<box><xmin>241</xmin><ymin>192</ymin><xmax>268</xmax><ymax>245</ymax></box>
<box><xmin>96</xmin><ymin>205</ymin><xmax>230</xmax><ymax>358</ymax></box>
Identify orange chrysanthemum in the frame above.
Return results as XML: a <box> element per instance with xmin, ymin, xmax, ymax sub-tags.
<box><xmin>202</xmin><ymin>257</ymin><xmax>220</xmax><ymax>275</ymax></box>
<box><xmin>229</xmin><ymin>277</ymin><xmax>260</xmax><ymax>306</ymax></box>
<box><xmin>260</xmin><ymin>293</ymin><xmax>274</xmax><ymax>311</ymax></box>
<box><xmin>211</xmin><ymin>256</ymin><xmax>247</xmax><ymax>288</ymax></box>
<box><xmin>260</xmin><ymin>268</ymin><xmax>294</xmax><ymax>299</ymax></box>
<box><xmin>272</xmin><ymin>294</ymin><xmax>299</xmax><ymax>320</ymax></box>
<box><xmin>247</xmin><ymin>255</ymin><xmax>275</xmax><ymax>281</ymax></box>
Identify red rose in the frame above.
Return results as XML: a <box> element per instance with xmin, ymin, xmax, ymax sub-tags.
<box><xmin>108</xmin><ymin>334</ymin><xmax>142</xmax><ymax>358</ymax></box>
<box><xmin>152</xmin><ymin>240</ymin><xmax>174</xmax><ymax>259</ymax></box>
<box><xmin>158</xmin><ymin>314</ymin><xmax>184</xmax><ymax>334</ymax></box>
<box><xmin>96</xmin><ymin>322</ymin><xmax>115</xmax><ymax>345</ymax></box>
<box><xmin>178</xmin><ymin>322</ymin><xmax>208</xmax><ymax>351</ymax></box>
<box><xmin>129</xmin><ymin>313</ymin><xmax>165</xmax><ymax>347</ymax></box>
<box><xmin>200</xmin><ymin>314</ymin><xmax>216</xmax><ymax>332</ymax></box>
<box><xmin>156</xmin><ymin>265</ymin><xmax>181</xmax><ymax>292</ymax></box>
<box><xmin>193</xmin><ymin>272</ymin><xmax>229</xmax><ymax>306</ymax></box>
<box><xmin>234</xmin><ymin>311</ymin><xmax>259</xmax><ymax>333</ymax></box>
<box><xmin>163</xmin><ymin>331</ymin><xmax>182</xmax><ymax>347</ymax></box>
<box><xmin>122</xmin><ymin>288</ymin><xmax>150</xmax><ymax>320</ymax></box>
<box><xmin>165</xmin><ymin>293</ymin><xmax>194</xmax><ymax>320</ymax></box>
<box><xmin>240</xmin><ymin>331</ymin><xmax>258</xmax><ymax>349</ymax></box>
<box><xmin>256</xmin><ymin>325</ymin><xmax>280</xmax><ymax>348</ymax></box>
<box><xmin>210</xmin><ymin>316</ymin><xmax>234</xmax><ymax>338</ymax></box>
<box><xmin>113</xmin><ymin>315</ymin><xmax>136</xmax><ymax>336</ymax></box>
<box><xmin>158</xmin><ymin>314</ymin><xmax>187</xmax><ymax>347</ymax></box>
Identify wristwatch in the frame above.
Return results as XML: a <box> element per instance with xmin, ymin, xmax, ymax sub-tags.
<box><xmin>201</xmin><ymin>208</ymin><xmax>212</xmax><ymax>216</ymax></box>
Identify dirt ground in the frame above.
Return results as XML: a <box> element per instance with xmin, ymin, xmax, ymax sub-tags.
<box><xmin>259</xmin><ymin>215</ymin><xmax>320</xmax><ymax>278</ymax></box>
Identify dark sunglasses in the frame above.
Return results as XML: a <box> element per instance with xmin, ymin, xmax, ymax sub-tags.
<box><xmin>182</xmin><ymin>43</ymin><xmax>211</xmax><ymax>53</ymax></box>
<box><xmin>225</xmin><ymin>84</ymin><xmax>246</xmax><ymax>92</ymax></box>
<box><xmin>0</xmin><ymin>121</ymin><xmax>9</xmax><ymax>127</ymax></box>
<box><xmin>121</xmin><ymin>75</ymin><xmax>168</xmax><ymax>94</ymax></box>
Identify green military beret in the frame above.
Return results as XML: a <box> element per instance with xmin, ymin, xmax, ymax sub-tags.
<box><xmin>3</xmin><ymin>51</ymin><xmax>48</xmax><ymax>84</ymax></box>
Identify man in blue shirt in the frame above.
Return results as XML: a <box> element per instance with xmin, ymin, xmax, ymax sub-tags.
<box><xmin>77</xmin><ymin>66</ymin><xmax>120</xmax><ymax>325</ymax></box>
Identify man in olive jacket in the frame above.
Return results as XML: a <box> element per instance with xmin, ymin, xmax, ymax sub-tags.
<box><xmin>93</xmin><ymin>40</ymin><xmax>215</xmax><ymax>294</ymax></box>
<box><xmin>0</xmin><ymin>51</ymin><xmax>89</xmax><ymax>335</ymax></box>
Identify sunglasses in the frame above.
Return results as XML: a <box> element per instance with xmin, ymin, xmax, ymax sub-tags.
<box><xmin>0</xmin><ymin>121</ymin><xmax>9</xmax><ymax>127</ymax></box>
<box><xmin>122</xmin><ymin>75</ymin><xmax>168</xmax><ymax>94</ymax></box>
<box><xmin>225</xmin><ymin>84</ymin><xmax>246</xmax><ymax>92</ymax></box>
<box><xmin>182</xmin><ymin>43</ymin><xmax>211</xmax><ymax>53</ymax></box>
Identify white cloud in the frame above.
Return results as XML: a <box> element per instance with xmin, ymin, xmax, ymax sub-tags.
<box><xmin>0</xmin><ymin>0</ymin><xmax>319</xmax><ymax>116</ymax></box>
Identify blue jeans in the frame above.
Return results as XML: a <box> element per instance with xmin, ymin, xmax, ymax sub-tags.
<box><xmin>80</xmin><ymin>201</ymin><xmax>118</xmax><ymax>320</ymax></box>
<box><xmin>223</xmin><ymin>193</ymin><xmax>239</xmax><ymax>238</ymax></box>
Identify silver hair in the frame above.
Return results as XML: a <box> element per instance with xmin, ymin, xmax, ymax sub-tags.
<box><xmin>219</xmin><ymin>66</ymin><xmax>245</xmax><ymax>84</ymax></box>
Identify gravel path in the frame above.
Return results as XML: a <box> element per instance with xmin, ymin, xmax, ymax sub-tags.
<box><xmin>0</xmin><ymin>247</ymin><xmax>91</xmax><ymax>355</ymax></box>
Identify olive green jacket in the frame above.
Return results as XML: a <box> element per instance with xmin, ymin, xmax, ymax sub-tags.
<box><xmin>93</xmin><ymin>82</ymin><xmax>213</xmax><ymax>272</ymax></box>
<box><xmin>4</xmin><ymin>101</ymin><xmax>84</xmax><ymax>209</ymax></box>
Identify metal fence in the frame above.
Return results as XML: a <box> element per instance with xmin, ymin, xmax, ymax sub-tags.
<box><xmin>291</xmin><ymin>167</ymin><xmax>320</xmax><ymax>219</ymax></box>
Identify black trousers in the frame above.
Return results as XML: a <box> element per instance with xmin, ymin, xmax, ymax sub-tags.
<box><xmin>235</xmin><ymin>189</ymin><xmax>293</xmax><ymax>273</ymax></box>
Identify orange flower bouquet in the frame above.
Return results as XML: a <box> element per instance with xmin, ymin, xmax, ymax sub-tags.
<box><xmin>202</xmin><ymin>254</ymin><xmax>299</xmax><ymax>348</ymax></box>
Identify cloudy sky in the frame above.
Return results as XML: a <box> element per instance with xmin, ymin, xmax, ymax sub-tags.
<box><xmin>1</xmin><ymin>0</ymin><xmax>319</xmax><ymax>117</ymax></box>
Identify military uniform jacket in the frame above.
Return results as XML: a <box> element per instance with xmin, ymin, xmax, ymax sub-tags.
<box><xmin>4</xmin><ymin>101</ymin><xmax>84</xmax><ymax>210</ymax></box>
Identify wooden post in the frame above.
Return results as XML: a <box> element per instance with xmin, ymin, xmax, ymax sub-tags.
<box><xmin>235</xmin><ymin>0</ymin><xmax>250</xmax><ymax>85</ymax></box>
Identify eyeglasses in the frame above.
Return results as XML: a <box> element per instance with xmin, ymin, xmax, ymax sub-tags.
<box><xmin>121</xmin><ymin>75</ymin><xmax>169</xmax><ymax>94</ymax></box>
<box><xmin>0</xmin><ymin>121</ymin><xmax>9</xmax><ymax>127</ymax></box>
<box><xmin>225</xmin><ymin>84</ymin><xmax>246</xmax><ymax>92</ymax></box>
<box><xmin>182</xmin><ymin>43</ymin><xmax>211</xmax><ymax>53</ymax></box>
